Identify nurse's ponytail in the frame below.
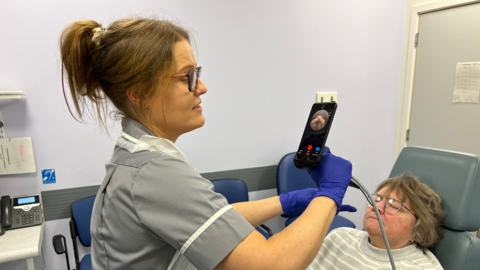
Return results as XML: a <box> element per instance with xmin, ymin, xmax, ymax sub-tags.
<box><xmin>60</xmin><ymin>20</ymin><xmax>106</xmax><ymax>124</ymax></box>
<box><xmin>59</xmin><ymin>17</ymin><xmax>190</xmax><ymax>133</ymax></box>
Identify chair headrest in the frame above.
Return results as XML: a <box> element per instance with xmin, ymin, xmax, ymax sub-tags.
<box><xmin>390</xmin><ymin>146</ymin><xmax>480</xmax><ymax>231</ymax></box>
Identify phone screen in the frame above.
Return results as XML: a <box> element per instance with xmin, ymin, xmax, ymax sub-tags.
<box><xmin>17</xmin><ymin>197</ymin><xmax>35</xmax><ymax>205</ymax></box>
<box><xmin>13</xmin><ymin>195</ymin><xmax>40</xmax><ymax>207</ymax></box>
<box><xmin>294</xmin><ymin>102</ymin><xmax>337</xmax><ymax>169</ymax></box>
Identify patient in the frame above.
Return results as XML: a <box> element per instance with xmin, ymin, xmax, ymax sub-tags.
<box><xmin>308</xmin><ymin>175</ymin><xmax>445</xmax><ymax>270</ymax></box>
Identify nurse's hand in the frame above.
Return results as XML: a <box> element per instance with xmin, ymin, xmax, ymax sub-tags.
<box><xmin>339</xmin><ymin>204</ymin><xmax>357</xmax><ymax>212</ymax></box>
<box><xmin>279</xmin><ymin>188</ymin><xmax>316</xmax><ymax>213</ymax></box>
<box><xmin>279</xmin><ymin>188</ymin><xmax>357</xmax><ymax>214</ymax></box>
<box><xmin>306</xmin><ymin>146</ymin><xmax>352</xmax><ymax>213</ymax></box>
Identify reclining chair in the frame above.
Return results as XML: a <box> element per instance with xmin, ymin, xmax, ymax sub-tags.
<box><xmin>277</xmin><ymin>152</ymin><xmax>355</xmax><ymax>233</ymax></box>
<box><xmin>390</xmin><ymin>146</ymin><xmax>480</xmax><ymax>270</ymax></box>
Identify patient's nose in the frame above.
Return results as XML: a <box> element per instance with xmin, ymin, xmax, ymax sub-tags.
<box><xmin>369</xmin><ymin>201</ymin><xmax>385</xmax><ymax>213</ymax></box>
<box><xmin>376</xmin><ymin>202</ymin><xmax>386</xmax><ymax>213</ymax></box>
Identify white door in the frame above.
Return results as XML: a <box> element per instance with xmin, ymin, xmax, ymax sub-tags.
<box><xmin>408</xmin><ymin>3</ymin><xmax>480</xmax><ymax>154</ymax></box>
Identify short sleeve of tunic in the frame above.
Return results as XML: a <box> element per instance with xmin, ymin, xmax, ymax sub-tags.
<box><xmin>131</xmin><ymin>155</ymin><xmax>254</xmax><ymax>270</ymax></box>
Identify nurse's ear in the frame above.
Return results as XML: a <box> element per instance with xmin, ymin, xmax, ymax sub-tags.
<box><xmin>126</xmin><ymin>87</ymin><xmax>148</xmax><ymax>109</ymax></box>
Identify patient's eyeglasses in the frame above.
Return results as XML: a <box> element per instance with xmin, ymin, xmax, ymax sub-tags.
<box><xmin>172</xmin><ymin>66</ymin><xmax>202</xmax><ymax>92</ymax></box>
<box><xmin>367</xmin><ymin>194</ymin><xmax>417</xmax><ymax>218</ymax></box>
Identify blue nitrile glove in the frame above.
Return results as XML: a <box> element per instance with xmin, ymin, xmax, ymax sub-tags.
<box><xmin>339</xmin><ymin>205</ymin><xmax>357</xmax><ymax>212</ymax></box>
<box><xmin>306</xmin><ymin>146</ymin><xmax>353</xmax><ymax>214</ymax></box>
<box><xmin>279</xmin><ymin>188</ymin><xmax>317</xmax><ymax>213</ymax></box>
<box><xmin>279</xmin><ymin>188</ymin><xmax>357</xmax><ymax>214</ymax></box>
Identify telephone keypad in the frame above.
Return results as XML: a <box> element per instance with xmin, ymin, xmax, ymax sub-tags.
<box><xmin>11</xmin><ymin>207</ymin><xmax>43</xmax><ymax>228</ymax></box>
<box><xmin>21</xmin><ymin>213</ymin><xmax>35</xmax><ymax>225</ymax></box>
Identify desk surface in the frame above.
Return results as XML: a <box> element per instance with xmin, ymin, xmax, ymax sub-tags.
<box><xmin>0</xmin><ymin>223</ymin><xmax>44</xmax><ymax>263</ymax></box>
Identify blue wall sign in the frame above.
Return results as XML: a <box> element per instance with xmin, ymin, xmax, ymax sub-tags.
<box><xmin>42</xmin><ymin>169</ymin><xmax>56</xmax><ymax>184</ymax></box>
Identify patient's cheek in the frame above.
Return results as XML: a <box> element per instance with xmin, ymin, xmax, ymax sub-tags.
<box><xmin>363</xmin><ymin>218</ymin><xmax>380</xmax><ymax>234</ymax></box>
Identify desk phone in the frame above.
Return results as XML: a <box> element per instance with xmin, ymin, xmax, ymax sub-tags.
<box><xmin>1</xmin><ymin>194</ymin><xmax>43</xmax><ymax>230</ymax></box>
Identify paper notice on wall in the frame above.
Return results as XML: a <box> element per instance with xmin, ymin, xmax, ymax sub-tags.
<box><xmin>452</xmin><ymin>62</ymin><xmax>480</xmax><ymax>103</ymax></box>
<box><xmin>0</xmin><ymin>137</ymin><xmax>37</xmax><ymax>175</ymax></box>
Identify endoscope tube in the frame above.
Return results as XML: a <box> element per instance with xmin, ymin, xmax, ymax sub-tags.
<box><xmin>350</xmin><ymin>176</ymin><xmax>396</xmax><ymax>270</ymax></box>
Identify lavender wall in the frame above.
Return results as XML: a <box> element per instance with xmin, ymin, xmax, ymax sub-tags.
<box><xmin>0</xmin><ymin>1</ymin><xmax>405</xmax><ymax>269</ymax></box>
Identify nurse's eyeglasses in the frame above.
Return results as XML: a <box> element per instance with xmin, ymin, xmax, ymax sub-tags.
<box><xmin>367</xmin><ymin>194</ymin><xmax>417</xmax><ymax>218</ymax></box>
<box><xmin>172</xmin><ymin>66</ymin><xmax>202</xmax><ymax>92</ymax></box>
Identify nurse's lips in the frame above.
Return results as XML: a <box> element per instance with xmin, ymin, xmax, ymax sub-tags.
<box><xmin>193</xmin><ymin>102</ymin><xmax>202</xmax><ymax>111</ymax></box>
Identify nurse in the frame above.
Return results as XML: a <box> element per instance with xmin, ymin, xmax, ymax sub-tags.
<box><xmin>60</xmin><ymin>17</ymin><xmax>354</xmax><ymax>270</ymax></box>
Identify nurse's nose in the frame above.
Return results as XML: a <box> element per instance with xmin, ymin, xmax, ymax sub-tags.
<box><xmin>195</xmin><ymin>78</ymin><xmax>207</xmax><ymax>96</ymax></box>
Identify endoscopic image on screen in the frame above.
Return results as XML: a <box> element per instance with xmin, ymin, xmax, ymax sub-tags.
<box><xmin>310</xmin><ymin>110</ymin><xmax>329</xmax><ymax>131</ymax></box>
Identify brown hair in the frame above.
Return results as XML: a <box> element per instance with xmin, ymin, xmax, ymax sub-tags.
<box><xmin>376</xmin><ymin>174</ymin><xmax>445</xmax><ymax>249</ymax></box>
<box><xmin>60</xmin><ymin>17</ymin><xmax>190</xmax><ymax>135</ymax></box>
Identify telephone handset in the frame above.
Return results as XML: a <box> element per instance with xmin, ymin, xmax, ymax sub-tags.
<box><xmin>1</xmin><ymin>196</ymin><xmax>12</xmax><ymax>228</ymax></box>
<box><xmin>0</xmin><ymin>194</ymin><xmax>43</xmax><ymax>233</ymax></box>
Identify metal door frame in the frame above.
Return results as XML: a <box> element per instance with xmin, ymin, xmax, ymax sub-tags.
<box><xmin>394</xmin><ymin>0</ymin><xmax>480</xmax><ymax>159</ymax></box>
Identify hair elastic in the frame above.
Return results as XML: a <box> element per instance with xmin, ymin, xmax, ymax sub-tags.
<box><xmin>92</xmin><ymin>27</ymin><xmax>108</xmax><ymax>46</ymax></box>
<box><xmin>93</xmin><ymin>27</ymin><xmax>108</xmax><ymax>33</ymax></box>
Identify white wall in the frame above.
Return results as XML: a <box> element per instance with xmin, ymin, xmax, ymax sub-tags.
<box><xmin>0</xmin><ymin>1</ymin><xmax>406</xmax><ymax>269</ymax></box>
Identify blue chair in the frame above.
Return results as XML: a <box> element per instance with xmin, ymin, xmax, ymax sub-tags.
<box><xmin>53</xmin><ymin>196</ymin><xmax>94</xmax><ymax>270</ymax></box>
<box><xmin>390</xmin><ymin>146</ymin><xmax>480</xmax><ymax>270</ymax></box>
<box><xmin>277</xmin><ymin>153</ymin><xmax>355</xmax><ymax>234</ymax></box>
<box><xmin>70</xmin><ymin>196</ymin><xmax>94</xmax><ymax>270</ymax></box>
<box><xmin>211</xmin><ymin>179</ymin><xmax>273</xmax><ymax>239</ymax></box>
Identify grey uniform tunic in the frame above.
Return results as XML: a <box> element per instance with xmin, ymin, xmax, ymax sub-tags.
<box><xmin>90</xmin><ymin>118</ymin><xmax>254</xmax><ymax>270</ymax></box>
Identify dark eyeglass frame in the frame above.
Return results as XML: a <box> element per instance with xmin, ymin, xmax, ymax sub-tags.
<box><xmin>172</xmin><ymin>66</ymin><xmax>202</xmax><ymax>92</ymax></box>
<box><xmin>367</xmin><ymin>194</ymin><xmax>417</xmax><ymax>218</ymax></box>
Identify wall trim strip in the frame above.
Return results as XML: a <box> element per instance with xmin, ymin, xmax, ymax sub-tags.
<box><xmin>41</xmin><ymin>165</ymin><xmax>278</xmax><ymax>221</ymax></box>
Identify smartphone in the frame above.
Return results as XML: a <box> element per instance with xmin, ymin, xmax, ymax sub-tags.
<box><xmin>294</xmin><ymin>102</ymin><xmax>337</xmax><ymax>170</ymax></box>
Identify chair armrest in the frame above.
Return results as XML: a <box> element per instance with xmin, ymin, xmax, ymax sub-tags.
<box><xmin>52</xmin><ymin>234</ymin><xmax>72</xmax><ymax>270</ymax></box>
<box><xmin>259</xmin><ymin>224</ymin><xmax>273</xmax><ymax>236</ymax></box>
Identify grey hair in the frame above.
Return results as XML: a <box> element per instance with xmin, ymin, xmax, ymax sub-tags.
<box><xmin>375</xmin><ymin>174</ymin><xmax>445</xmax><ymax>249</ymax></box>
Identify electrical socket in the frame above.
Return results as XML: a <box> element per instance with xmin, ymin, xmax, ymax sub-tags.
<box><xmin>316</xmin><ymin>92</ymin><xmax>337</xmax><ymax>103</ymax></box>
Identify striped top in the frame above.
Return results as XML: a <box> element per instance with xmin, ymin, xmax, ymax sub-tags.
<box><xmin>308</xmin><ymin>227</ymin><xmax>443</xmax><ymax>270</ymax></box>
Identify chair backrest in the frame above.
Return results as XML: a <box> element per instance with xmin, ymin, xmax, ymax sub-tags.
<box><xmin>211</xmin><ymin>179</ymin><xmax>249</xmax><ymax>204</ymax></box>
<box><xmin>390</xmin><ymin>146</ymin><xmax>480</xmax><ymax>270</ymax></box>
<box><xmin>277</xmin><ymin>153</ymin><xmax>317</xmax><ymax>217</ymax></box>
<box><xmin>277</xmin><ymin>153</ymin><xmax>318</xmax><ymax>194</ymax></box>
<box><xmin>71</xmin><ymin>196</ymin><xmax>96</xmax><ymax>247</ymax></box>
<box><xmin>211</xmin><ymin>178</ymin><xmax>273</xmax><ymax>239</ymax></box>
